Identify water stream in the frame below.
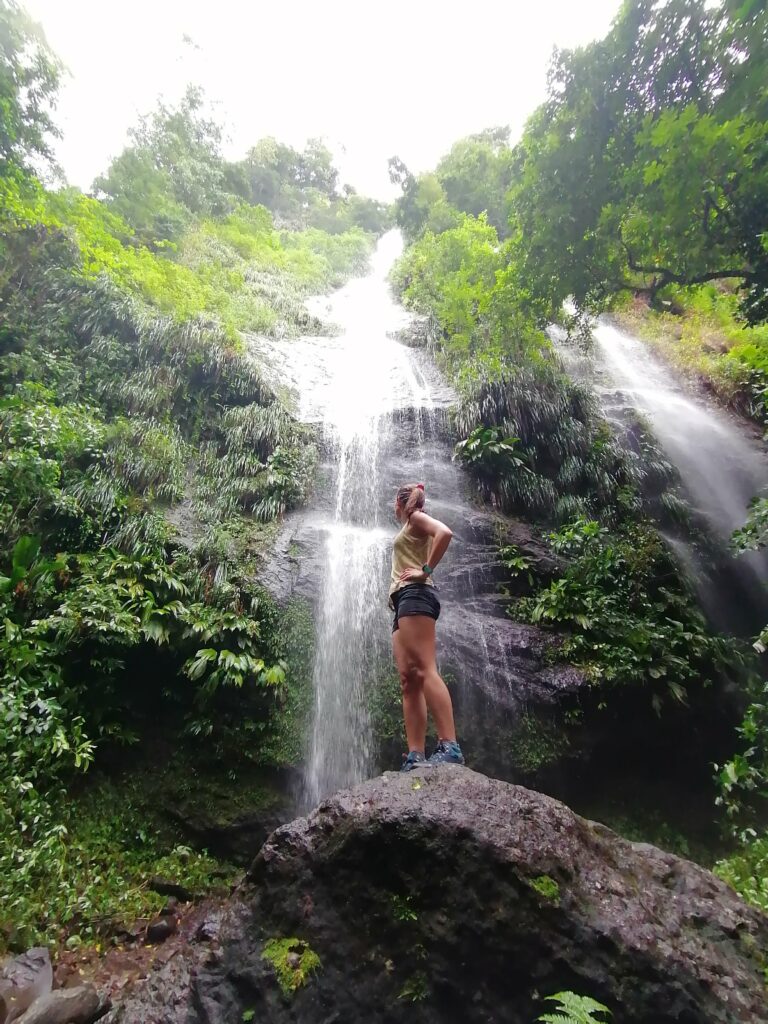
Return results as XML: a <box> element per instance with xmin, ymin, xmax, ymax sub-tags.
<box><xmin>253</xmin><ymin>232</ymin><xmax>460</xmax><ymax>804</ymax></box>
<box><xmin>557</xmin><ymin>319</ymin><xmax>768</xmax><ymax>633</ymax></box>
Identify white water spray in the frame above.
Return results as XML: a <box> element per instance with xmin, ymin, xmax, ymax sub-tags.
<box><xmin>255</xmin><ymin>232</ymin><xmax>453</xmax><ymax>804</ymax></box>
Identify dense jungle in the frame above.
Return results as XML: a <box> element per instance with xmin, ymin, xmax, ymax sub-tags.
<box><xmin>1</xmin><ymin>1</ymin><xmax>767</xmax><ymax>1021</ymax></box>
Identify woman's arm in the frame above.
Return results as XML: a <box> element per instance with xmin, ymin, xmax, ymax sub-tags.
<box><xmin>398</xmin><ymin>510</ymin><xmax>453</xmax><ymax>583</ymax></box>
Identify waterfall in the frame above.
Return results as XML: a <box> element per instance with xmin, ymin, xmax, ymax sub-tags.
<box><xmin>253</xmin><ymin>233</ymin><xmax>601</xmax><ymax>800</ymax></box>
<box><xmin>252</xmin><ymin>232</ymin><xmax>457</xmax><ymax>804</ymax></box>
<box><xmin>560</xmin><ymin>317</ymin><xmax>768</xmax><ymax>633</ymax></box>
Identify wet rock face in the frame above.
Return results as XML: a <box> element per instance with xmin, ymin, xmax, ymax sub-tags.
<box><xmin>261</xmin><ymin>493</ymin><xmax>583</xmax><ymax>781</ymax></box>
<box><xmin>118</xmin><ymin>769</ymin><xmax>768</xmax><ymax>1024</ymax></box>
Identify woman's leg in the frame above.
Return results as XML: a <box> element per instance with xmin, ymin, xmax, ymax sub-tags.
<box><xmin>393</xmin><ymin>627</ymin><xmax>427</xmax><ymax>752</ymax></box>
<box><xmin>396</xmin><ymin>615</ymin><xmax>457</xmax><ymax>742</ymax></box>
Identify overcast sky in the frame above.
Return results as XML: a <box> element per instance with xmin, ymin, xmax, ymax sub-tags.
<box><xmin>24</xmin><ymin>0</ymin><xmax>620</xmax><ymax>199</ymax></box>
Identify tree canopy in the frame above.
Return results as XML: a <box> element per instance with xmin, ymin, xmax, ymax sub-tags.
<box><xmin>0</xmin><ymin>0</ymin><xmax>60</xmax><ymax>168</ymax></box>
<box><xmin>509</xmin><ymin>0</ymin><xmax>768</xmax><ymax>323</ymax></box>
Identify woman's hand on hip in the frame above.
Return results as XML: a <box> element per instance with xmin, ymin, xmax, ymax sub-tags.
<box><xmin>399</xmin><ymin>567</ymin><xmax>427</xmax><ymax>583</ymax></box>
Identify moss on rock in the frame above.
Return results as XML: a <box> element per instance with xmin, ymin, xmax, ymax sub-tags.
<box><xmin>262</xmin><ymin>938</ymin><xmax>321</xmax><ymax>996</ymax></box>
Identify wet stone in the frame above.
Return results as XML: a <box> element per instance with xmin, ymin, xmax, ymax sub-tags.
<box><xmin>113</xmin><ymin>769</ymin><xmax>768</xmax><ymax>1024</ymax></box>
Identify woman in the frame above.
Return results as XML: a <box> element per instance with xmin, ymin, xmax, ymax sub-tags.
<box><xmin>390</xmin><ymin>482</ymin><xmax>464</xmax><ymax>770</ymax></box>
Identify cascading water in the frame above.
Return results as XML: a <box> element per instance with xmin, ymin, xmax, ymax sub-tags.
<box><xmin>254</xmin><ymin>231</ymin><xmax>571</xmax><ymax>803</ymax></box>
<box><xmin>252</xmin><ymin>232</ymin><xmax>457</xmax><ymax>805</ymax></box>
<box><xmin>559</xmin><ymin>318</ymin><xmax>768</xmax><ymax>632</ymax></box>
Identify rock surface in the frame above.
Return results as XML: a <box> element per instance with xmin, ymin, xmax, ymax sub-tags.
<box><xmin>14</xmin><ymin>986</ymin><xmax>105</xmax><ymax>1024</ymax></box>
<box><xmin>0</xmin><ymin>949</ymin><xmax>52</xmax><ymax>1023</ymax></box>
<box><xmin>114</xmin><ymin>768</ymin><xmax>768</xmax><ymax>1023</ymax></box>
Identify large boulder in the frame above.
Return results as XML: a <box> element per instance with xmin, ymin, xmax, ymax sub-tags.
<box><xmin>115</xmin><ymin>767</ymin><xmax>768</xmax><ymax>1024</ymax></box>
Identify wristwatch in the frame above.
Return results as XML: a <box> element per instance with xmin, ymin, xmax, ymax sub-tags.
<box><xmin>421</xmin><ymin>564</ymin><xmax>434</xmax><ymax>576</ymax></box>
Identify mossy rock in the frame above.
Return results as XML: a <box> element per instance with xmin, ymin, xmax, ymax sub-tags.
<box><xmin>262</xmin><ymin>937</ymin><xmax>321</xmax><ymax>996</ymax></box>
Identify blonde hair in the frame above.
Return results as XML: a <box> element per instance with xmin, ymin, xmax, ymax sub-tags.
<box><xmin>396</xmin><ymin>482</ymin><xmax>426</xmax><ymax>519</ymax></box>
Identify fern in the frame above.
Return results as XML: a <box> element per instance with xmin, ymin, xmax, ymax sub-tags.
<box><xmin>537</xmin><ymin>990</ymin><xmax>611</xmax><ymax>1024</ymax></box>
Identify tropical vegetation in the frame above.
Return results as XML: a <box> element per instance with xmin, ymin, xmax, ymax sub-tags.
<box><xmin>0</xmin><ymin>0</ymin><xmax>384</xmax><ymax>948</ymax></box>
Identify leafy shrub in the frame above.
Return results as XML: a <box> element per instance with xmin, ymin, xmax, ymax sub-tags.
<box><xmin>714</xmin><ymin>832</ymin><xmax>768</xmax><ymax>913</ymax></box>
<box><xmin>517</xmin><ymin>518</ymin><xmax>734</xmax><ymax>706</ymax></box>
<box><xmin>0</xmin><ymin>778</ymin><xmax>231</xmax><ymax>949</ymax></box>
<box><xmin>716</xmin><ymin>499</ymin><xmax>768</xmax><ymax>827</ymax></box>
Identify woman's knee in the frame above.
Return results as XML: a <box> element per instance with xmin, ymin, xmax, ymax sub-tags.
<box><xmin>400</xmin><ymin>665</ymin><xmax>426</xmax><ymax>694</ymax></box>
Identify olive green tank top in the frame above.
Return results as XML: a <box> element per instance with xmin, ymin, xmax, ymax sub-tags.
<box><xmin>389</xmin><ymin>521</ymin><xmax>434</xmax><ymax>600</ymax></box>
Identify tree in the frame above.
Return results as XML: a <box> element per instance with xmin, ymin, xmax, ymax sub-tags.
<box><xmin>225</xmin><ymin>136</ymin><xmax>344</xmax><ymax>227</ymax></box>
<box><xmin>94</xmin><ymin>86</ymin><xmax>229</xmax><ymax>241</ymax></box>
<box><xmin>388</xmin><ymin>156</ymin><xmax>460</xmax><ymax>240</ymax></box>
<box><xmin>509</xmin><ymin>0</ymin><xmax>768</xmax><ymax>322</ymax></box>
<box><xmin>435</xmin><ymin>129</ymin><xmax>514</xmax><ymax>236</ymax></box>
<box><xmin>296</xmin><ymin>137</ymin><xmax>338</xmax><ymax>195</ymax></box>
<box><xmin>90</xmin><ymin>146</ymin><xmax>191</xmax><ymax>245</ymax></box>
<box><xmin>0</xmin><ymin>0</ymin><xmax>61</xmax><ymax>169</ymax></box>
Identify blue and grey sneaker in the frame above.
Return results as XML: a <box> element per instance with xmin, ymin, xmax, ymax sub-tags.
<box><xmin>427</xmin><ymin>740</ymin><xmax>465</xmax><ymax>766</ymax></box>
<box><xmin>400</xmin><ymin>750</ymin><xmax>427</xmax><ymax>772</ymax></box>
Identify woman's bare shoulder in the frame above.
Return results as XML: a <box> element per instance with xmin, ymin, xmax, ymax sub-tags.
<box><xmin>409</xmin><ymin>509</ymin><xmax>449</xmax><ymax>536</ymax></box>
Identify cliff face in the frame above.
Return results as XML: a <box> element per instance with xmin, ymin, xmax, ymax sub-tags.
<box><xmin>114</xmin><ymin>766</ymin><xmax>768</xmax><ymax>1024</ymax></box>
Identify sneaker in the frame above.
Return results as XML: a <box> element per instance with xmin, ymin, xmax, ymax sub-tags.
<box><xmin>400</xmin><ymin>750</ymin><xmax>426</xmax><ymax>772</ymax></box>
<box><xmin>427</xmin><ymin>740</ymin><xmax>465</xmax><ymax>766</ymax></box>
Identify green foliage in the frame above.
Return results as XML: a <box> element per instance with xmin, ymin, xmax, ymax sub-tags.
<box><xmin>612</xmin><ymin>286</ymin><xmax>768</xmax><ymax>428</ymax></box>
<box><xmin>716</xmin><ymin>676</ymin><xmax>768</xmax><ymax>824</ymax></box>
<box><xmin>0</xmin><ymin>58</ymin><xmax>382</xmax><ymax>952</ymax></box>
<box><xmin>94</xmin><ymin>85</ymin><xmax>229</xmax><ymax>244</ymax></box>
<box><xmin>511</xmin><ymin>0</ymin><xmax>768</xmax><ymax>325</ymax></box>
<box><xmin>0</xmin><ymin>0</ymin><xmax>61</xmax><ymax>168</ymax></box>
<box><xmin>392</xmin><ymin>213</ymin><xmax>512</xmax><ymax>360</ymax></box>
<box><xmin>716</xmin><ymin>500</ymin><xmax>768</xmax><ymax>827</ymax></box>
<box><xmin>368</xmin><ymin>667</ymin><xmax>405</xmax><ymax>747</ymax></box>
<box><xmin>0</xmin><ymin>778</ymin><xmax>232</xmax><ymax>950</ymax></box>
<box><xmin>454</xmin><ymin>427</ymin><xmax>528</xmax><ymax>470</ymax></box>
<box><xmin>732</xmin><ymin>497</ymin><xmax>768</xmax><ymax>553</ymax></box>
<box><xmin>398</xmin><ymin>970</ymin><xmax>429</xmax><ymax>1002</ymax></box>
<box><xmin>453</xmin><ymin>363</ymin><xmax>665</xmax><ymax>525</ymax></box>
<box><xmin>435</xmin><ymin>128</ymin><xmax>514</xmax><ymax>236</ymax></box>
<box><xmin>537</xmin><ymin>991</ymin><xmax>611</xmax><ymax>1024</ymax></box>
<box><xmin>517</xmin><ymin>518</ymin><xmax>734</xmax><ymax>706</ymax></box>
<box><xmin>392</xmin><ymin>214</ymin><xmax>681</xmax><ymax>528</ymax></box>
<box><xmin>528</xmin><ymin>875</ymin><xmax>560</xmax><ymax>903</ymax></box>
<box><xmin>390</xmin><ymin>893</ymin><xmax>417</xmax><ymax>922</ymax></box>
<box><xmin>224</xmin><ymin>135</ymin><xmax>390</xmax><ymax>234</ymax></box>
<box><xmin>509</xmin><ymin>712</ymin><xmax>570</xmax><ymax>774</ymax></box>
<box><xmin>715</xmin><ymin>832</ymin><xmax>768</xmax><ymax>913</ymax></box>
<box><xmin>388</xmin><ymin>157</ymin><xmax>460</xmax><ymax>241</ymax></box>
<box><xmin>262</xmin><ymin>938</ymin><xmax>321</xmax><ymax>996</ymax></box>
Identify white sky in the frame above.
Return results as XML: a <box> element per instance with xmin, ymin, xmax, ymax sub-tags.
<box><xmin>24</xmin><ymin>0</ymin><xmax>621</xmax><ymax>199</ymax></box>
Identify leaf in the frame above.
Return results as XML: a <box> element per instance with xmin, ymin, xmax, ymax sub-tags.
<box><xmin>185</xmin><ymin>648</ymin><xmax>218</xmax><ymax>681</ymax></box>
<box><xmin>12</xmin><ymin>535</ymin><xmax>41</xmax><ymax>572</ymax></box>
<box><xmin>538</xmin><ymin>990</ymin><xmax>612</xmax><ymax>1023</ymax></box>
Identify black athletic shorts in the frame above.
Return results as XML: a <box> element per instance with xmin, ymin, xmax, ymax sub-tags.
<box><xmin>391</xmin><ymin>583</ymin><xmax>441</xmax><ymax>633</ymax></box>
